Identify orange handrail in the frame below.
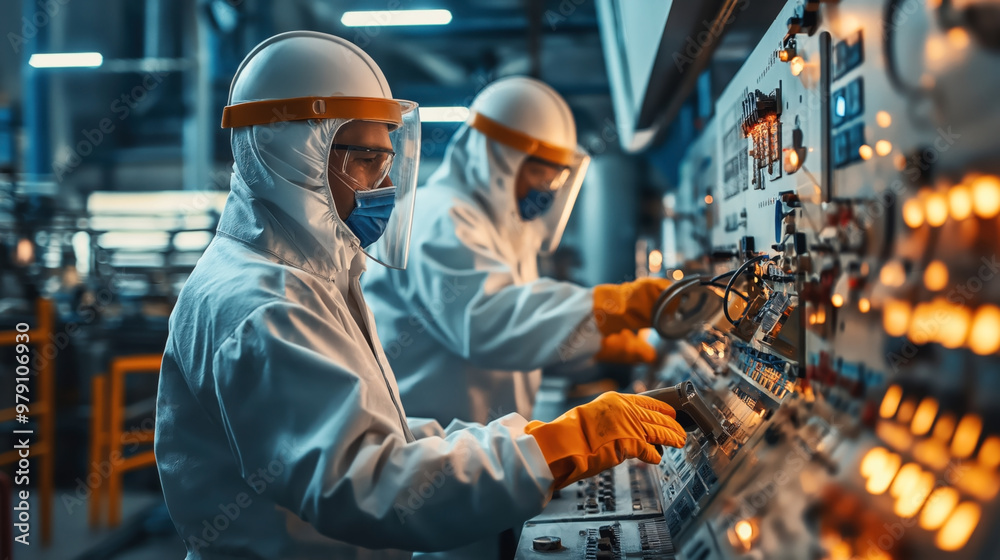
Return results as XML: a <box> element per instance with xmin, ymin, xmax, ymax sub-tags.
<box><xmin>90</xmin><ymin>354</ymin><xmax>162</xmax><ymax>528</ymax></box>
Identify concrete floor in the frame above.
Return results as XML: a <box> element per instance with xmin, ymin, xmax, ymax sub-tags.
<box><xmin>14</xmin><ymin>491</ymin><xmax>185</xmax><ymax>560</ymax></box>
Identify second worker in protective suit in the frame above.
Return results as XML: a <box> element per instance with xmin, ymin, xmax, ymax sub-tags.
<box><xmin>363</xmin><ymin>76</ymin><xmax>672</xmax><ymax>428</ymax></box>
<box><xmin>155</xmin><ymin>32</ymin><xmax>686</xmax><ymax>560</ymax></box>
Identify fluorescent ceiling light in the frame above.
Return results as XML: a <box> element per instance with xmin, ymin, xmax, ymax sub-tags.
<box><xmin>88</xmin><ymin>191</ymin><xmax>228</xmax><ymax>214</ymax></box>
<box><xmin>29</xmin><ymin>52</ymin><xmax>103</xmax><ymax>68</ymax></box>
<box><xmin>341</xmin><ymin>9</ymin><xmax>452</xmax><ymax>27</ymax></box>
<box><xmin>173</xmin><ymin>231</ymin><xmax>214</xmax><ymax>251</ymax></box>
<box><xmin>419</xmin><ymin>106</ymin><xmax>470</xmax><ymax>123</ymax></box>
<box><xmin>98</xmin><ymin>231</ymin><xmax>170</xmax><ymax>250</ymax></box>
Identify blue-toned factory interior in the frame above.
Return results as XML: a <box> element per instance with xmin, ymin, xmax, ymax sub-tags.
<box><xmin>2</xmin><ymin>1</ymin><xmax>1000</xmax><ymax>559</ymax></box>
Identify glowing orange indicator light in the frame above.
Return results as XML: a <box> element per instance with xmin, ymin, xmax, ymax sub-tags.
<box><xmin>934</xmin><ymin>414</ymin><xmax>956</xmax><ymax>442</ymax></box>
<box><xmin>902</xmin><ymin>198</ymin><xmax>925</xmax><ymax>228</ymax></box>
<box><xmin>890</xmin><ymin>462</ymin><xmax>923</xmax><ymax>498</ymax></box>
<box><xmin>979</xmin><ymin>436</ymin><xmax>1000</xmax><ymax>469</ymax></box>
<box><xmin>971</xmin><ymin>175</ymin><xmax>1000</xmax><ymax>219</ymax></box>
<box><xmin>859</xmin><ymin>144</ymin><xmax>874</xmax><ymax>160</ymax></box>
<box><xmin>968</xmin><ymin>305</ymin><xmax>1000</xmax><ymax>355</ymax></box>
<box><xmin>936</xmin><ymin>502</ymin><xmax>981</xmax><ymax>551</ymax></box>
<box><xmin>894</xmin><ymin>466</ymin><xmax>934</xmax><ymax>518</ymax></box>
<box><xmin>952</xmin><ymin>414</ymin><xmax>983</xmax><ymax>459</ymax></box>
<box><xmin>883</xmin><ymin>299</ymin><xmax>911</xmax><ymax>337</ymax></box>
<box><xmin>879</xmin><ymin>261</ymin><xmax>906</xmax><ymax>288</ymax></box>
<box><xmin>735</xmin><ymin>520</ymin><xmax>753</xmax><ymax>542</ymax></box>
<box><xmin>875</xmin><ymin>140</ymin><xmax>893</xmax><ymax>156</ymax></box>
<box><xmin>648</xmin><ymin>250</ymin><xmax>663</xmax><ymax>274</ymax></box>
<box><xmin>858</xmin><ymin>298</ymin><xmax>871</xmax><ymax>313</ymax></box>
<box><xmin>923</xmin><ymin>261</ymin><xmax>949</xmax><ymax>292</ymax></box>
<box><xmin>947</xmin><ymin>27</ymin><xmax>970</xmax><ymax>49</ymax></box>
<box><xmin>911</xmin><ymin>398</ymin><xmax>939</xmax><ymax>436</ymax></box>
<box><xmin>865</xmin><ymin>451</ymin><xmax>901</xmax><ymax>495</ymax></box>
<box><xmin>920</xmin><ymin>487</ymin><xmax>959</xmax><ymax>530</ymax></box>
<box><xmin>926</xmin><ymin>36</ymin><xmax>946</xmax><ymax>62</ymax></box>
<box><xmin>876</xmin><ymin>111</ymin><xmax>892</xmax><ymax>128</ymax></box>
<box><xmin>784</xmin><ymin>149</ymin><xmax>801</xmax><ymax>173</ymax></box>
<box><xmin>948</xmin><ymin>184</ymin><xmax>973</xmax><ymax>220</ymax></box>
<box><xmin>860</xmin><ymin>446</ymin><xmax>889</xmax><ymax>478</ymax></box>
<box><xmin>790</xmin><ymin>56</ymin><xmax>805</xmax><ymax>76</ymax></box>
<box><xmin>925</xmin><ymin>192</ymin><xmax>948</xmax><ymax>226</ymax></box>
<box><xmin>939</xmin><ymin>305</ymin><xmax>972</xmax><ymax>350</ymax></box>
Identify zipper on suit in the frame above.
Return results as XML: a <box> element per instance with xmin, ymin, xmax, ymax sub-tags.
<box><xmin>351</xmin><ymin>276</ymin><xmax>416</xmax><ymax>442</ymax></box>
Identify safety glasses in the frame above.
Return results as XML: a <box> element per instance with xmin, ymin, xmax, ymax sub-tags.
<box><xmin>330</xmin><ymin>143</ymin><xmax>397</xmax><ymax>191</ymax></box>
<box><xmin>522</xmin><ymin>156</ymin><xmax>572</xmax><ymax>192</ymax></box>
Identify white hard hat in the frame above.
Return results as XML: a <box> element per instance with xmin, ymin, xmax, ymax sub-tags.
<box><xmin>226</xmin><ymin>31</ymin><xmax>399</xmax><ymax>119</ymax></box>
<box><xmin>468</xmin><ymin>76</ymin><xmax>578</xmax><ymax>165</ymax></box>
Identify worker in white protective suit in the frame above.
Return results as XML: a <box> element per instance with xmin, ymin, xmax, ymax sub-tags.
<box><xmin>154</xmin><ymin>32</ymin><xmax>687</xmax><ymax>560</ymax></box>
<box><xmin>363</xmin><ymin>76</ymin><xmax>674</xmax><ymax>429</ymax></box>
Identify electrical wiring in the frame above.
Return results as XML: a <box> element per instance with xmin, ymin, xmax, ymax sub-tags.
<box><xmin>723</xmin><ymin>254</ymin><xmax>770</xmax><ymax>325</ymax></box>
<box><xmin>701</xmin><ymin>280</ymin><xmax>749</xmax><ymax>302</ymax></box>
<box><xmin>710</xmin><ymin>269</ymin><xmax>736</xmax><ymax>283</ymax></box>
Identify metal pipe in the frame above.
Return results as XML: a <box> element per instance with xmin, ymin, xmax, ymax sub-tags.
<box><xmin>22</xmin><ymin>0</ymin><xmax>51</xmax><ymax>180</ymax></box>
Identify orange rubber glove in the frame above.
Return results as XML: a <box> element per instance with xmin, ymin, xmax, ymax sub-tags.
<box><xmin>525</xmin><ymin>392</ymin><xmax>687</xmax><ymax>490</ymax></box>
<box><xmin>594</xmin><ymin>329</ymin><xmax>656</xmax><ymax>364</ymax></box>
<box><xmin>592</xmin><ymin>277</ymin><xmax>672</xmax><ymax>336</ymax></box>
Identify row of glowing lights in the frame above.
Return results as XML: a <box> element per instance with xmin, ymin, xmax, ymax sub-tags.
<box><xmin>877</xmin><ymin>393</ymin><xmax>999</xmax><ymax>502</ymax></box>
<box><xmin>878</xmin><ymin>387</ymin><xmax>997</xmax><ymax>463</ymax></box>
<box><xmin>882</xmin><ymin>297</ymin><xmax>1000</xmax><ymax>355</ymax></box>
<box><xmin>876</xmin><ymin>255</ymin><xmax>1000</xmax><ymax>354</ymax></box>
<box><xmin>821</xmin><ymin>252</ymin><xmax>1000</xmax><ymax>354</ymax></box>
<box><xmin>902</xmin><ymin>175</ymin><xmax>1000</xmax><ymax>227</ymax></box>
<box><xmin>729</xmin><ymin>400</ymin><xmax>996</xmax><ymax>553</ymax></box>
<box><xmin>860</xmin><ymin>446</ymin><xmax>980</xmax><ymax>551</ymax></box>
<box><xmin>857</xmin><ymin>386</ymin><xmax>1000</xmax><ymax>551</ymax></box>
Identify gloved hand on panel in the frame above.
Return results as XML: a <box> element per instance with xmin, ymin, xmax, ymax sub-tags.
<box><xmin>524</xmin><ymin>392</ymin><xmax>687</xmax><ymax>490</ymax></box>
<box><xmin>592</xmin><ymin>278</ymin><xmax>672</xmax><ymax>336</ymax></box>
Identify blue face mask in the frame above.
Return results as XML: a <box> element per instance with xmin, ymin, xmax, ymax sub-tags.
<box><xmin>517</xmin><ymin>188</ymin><xmax>556</xmax><ymax>221</ymax></box>
<box><xmin>344</xmin><ymin>186</ymin><xmax>396</xmax><ymax>247</ymax></box>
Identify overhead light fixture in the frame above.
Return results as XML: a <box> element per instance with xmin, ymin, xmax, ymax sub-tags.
<box><xmin>29</xmin><ymin>52</ymin><xmax>104</xmax><ymax>68</ymax></box>
<box><xmin>419</xmin><ymin>106</ymin><xmax>469</xmax><ymax>123</ymax></box>
<box><xmin>341</xmin><ymin>9</ymin><xmax>452</xmax><ymax>27</ymax></box>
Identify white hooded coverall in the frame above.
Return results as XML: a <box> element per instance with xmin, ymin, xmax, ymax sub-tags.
<box><xmin>362</xmin><ymin>123</ymin><xmax>603</xmax><ymax>427</ymax></box>
<box><xmin>154</xmin><ymin>36</ymin><xmax>555</xmax><ymax>559</ymax></box>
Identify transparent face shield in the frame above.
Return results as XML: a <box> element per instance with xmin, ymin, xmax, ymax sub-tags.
<box><xmin>326</xmin><ymin>102</ymin><xmax>420</xmax><ymax>269</ymax></box>
<box><xmin>522</xmin><ymin>150</ymin><xmax>590</xmax><ymax>254</ymax></box>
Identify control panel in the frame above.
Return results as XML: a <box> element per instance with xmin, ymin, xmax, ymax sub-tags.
<box><xmin>520</xmin><ymin>0</ymin><xmax>1000</xmax><ymax>558</ymax></box>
